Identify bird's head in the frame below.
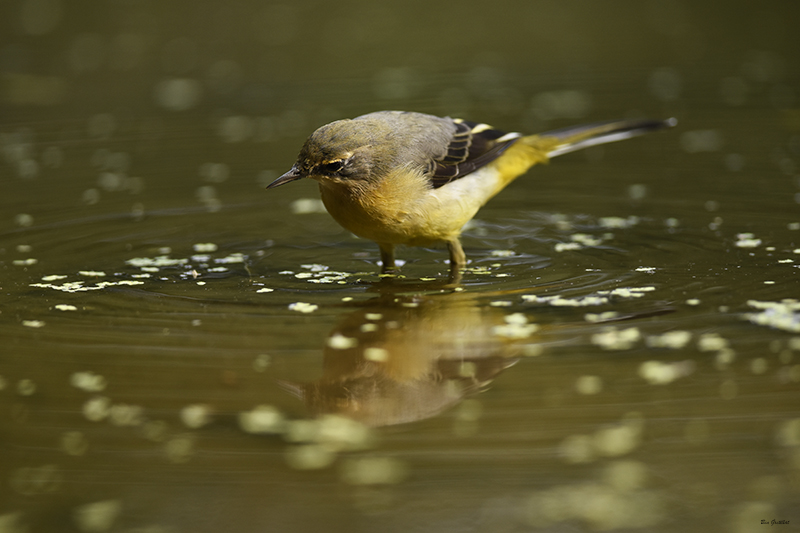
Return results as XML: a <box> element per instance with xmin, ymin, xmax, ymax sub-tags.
<box><xmin>267</xmin><ymin>116</ymin><xmax>401</xmax><ymax>190</ymax></box>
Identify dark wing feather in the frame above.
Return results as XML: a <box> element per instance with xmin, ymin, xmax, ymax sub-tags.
<box><xmin>429</xmin><ymin>119</ymin><xmax>520</xmax><ymax>189</ymax></box>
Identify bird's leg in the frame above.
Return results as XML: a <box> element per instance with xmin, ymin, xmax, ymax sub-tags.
<box><xmin>379</xmin><ymin>243</ymin><xmax>396</xmax><ymax>273</ymax></box>
<box><xmin>447</xmin><ymin>238</ymin><xmax>466</xmax><ymax>269</ymax></box>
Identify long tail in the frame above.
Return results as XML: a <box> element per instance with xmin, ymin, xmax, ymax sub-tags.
<box><xmin>484</xmin><ymin>117</ymin><xmax>676</xmax><ymax>196</ymax></box>
<box><xmin>532</xmin><ymin>117</ymin><xmax>677</xmax><ymax>158</ymax></box>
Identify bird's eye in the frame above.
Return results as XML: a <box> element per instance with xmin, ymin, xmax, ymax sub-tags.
<box><xmin>321</xmin><ymin>160</ymin><xmax>344</xmax><ymax>174</ymax></box>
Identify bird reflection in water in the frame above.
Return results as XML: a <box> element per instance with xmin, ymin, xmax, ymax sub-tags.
<box><xmin>279</xmin><ymin>281</ymin><xmax>537</xmax><ymax>427</ymax></box>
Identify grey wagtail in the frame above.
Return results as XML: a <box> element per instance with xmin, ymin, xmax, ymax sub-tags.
<box><xmin>268</xmin><ymin>111</ymin><xmax>675</xmax><ymax>271</ymax></box>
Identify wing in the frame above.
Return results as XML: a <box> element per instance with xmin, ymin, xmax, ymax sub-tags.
<box><xmin>428</xmin><ymin>119</ymin><xmax>521</xmax><ymax>189</ymax></box>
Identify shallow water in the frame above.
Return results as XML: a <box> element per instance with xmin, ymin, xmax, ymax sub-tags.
<box><xmin>2</xmin><ymin>1</ymin><xmax>800</xmax><ymax>532</ymax></box>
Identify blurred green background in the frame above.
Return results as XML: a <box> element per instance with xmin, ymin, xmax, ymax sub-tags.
<box><xmin>2</xmin><ymin>2</ymin><xmax>800</xmax><ymax>533</ymax></box>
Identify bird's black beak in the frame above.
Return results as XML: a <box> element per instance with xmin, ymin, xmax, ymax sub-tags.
<box><xmin>266</xmin><ymin>166</ymin><xmax>304</xmax><ymax>189</ymax></box>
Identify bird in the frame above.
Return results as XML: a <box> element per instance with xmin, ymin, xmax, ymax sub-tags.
<box><xmin>268</xmin><ymin>111</ymin><xmax>675</xmax><ymax>272</ymax></box>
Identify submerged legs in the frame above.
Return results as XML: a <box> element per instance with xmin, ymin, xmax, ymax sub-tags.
<box><xmin>378</xmin><ymin>239</ymin><xmax>465</xmax><ymax>280</ymax></box>
<box><xmin>379</xmin><ymin>243</ymin><xmax>396</xmax><ymax>273</ymax></box>
<box><xmin>446</xmin><ymin>238</ymin><xmax>466</xmax><ymax>269</ymax></box>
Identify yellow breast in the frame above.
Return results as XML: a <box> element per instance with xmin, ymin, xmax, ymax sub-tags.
<box><xmin>318</xmin><ymin>166</ymin><xmax>450</xmax><ymax>246</ymax></box>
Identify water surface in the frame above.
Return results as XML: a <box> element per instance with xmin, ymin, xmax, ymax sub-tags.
<box><xmin>2</xmin><ymin>1</ymin><xmax>800</xmax><ymax>532</ymax></box>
